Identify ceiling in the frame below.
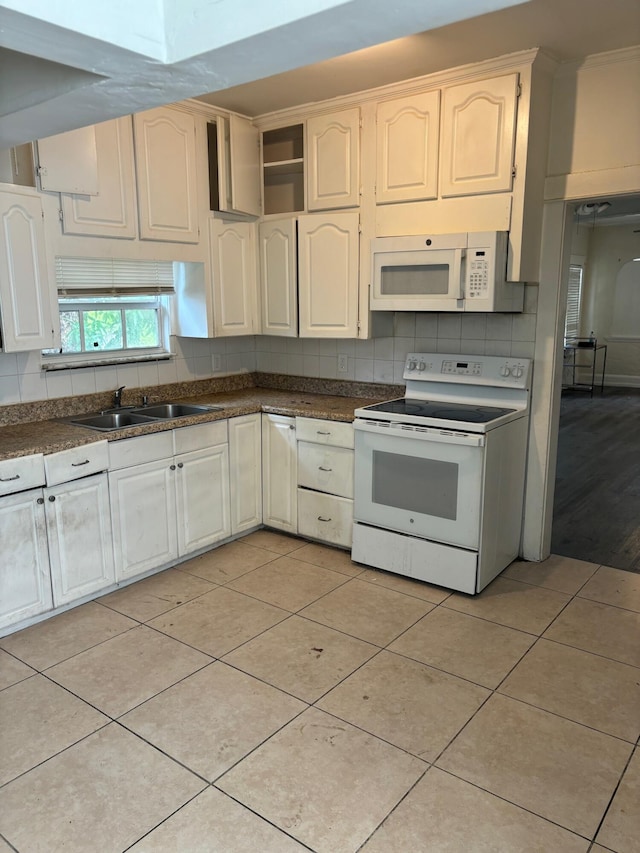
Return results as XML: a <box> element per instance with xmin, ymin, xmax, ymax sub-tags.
<box><xmin>1</xmin><ymin>0</ymin><xmax>639</xmax><ymax>149</ymax></box>
<box><xmin>197</xmin><ymin>0</ymin><xmax>640</xmax><ymax>117</ymax></box>
<box><xmin>0</xmin><ymin>0</ymin><xmax>525</xmax><ymax>148</ymax></box>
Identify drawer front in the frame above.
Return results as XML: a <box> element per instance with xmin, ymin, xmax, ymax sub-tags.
<box><xmin>0</xmin><ymin>454</ymin><xmax>45</xmax><ymax>496</ymax></box>
<box><xmin>295</xmin><ymin>417</ymin><xmax>354</xmax><ymax>449</ymax></box>
<box><xmin>108</xmin><ymin>431</ymin><xmax>173</xmax><ymax>470</ymax></box>
<box><xmin>45</xmin><ymin>441</ymin><xmax>109</xmax><ymax>486</ymax></box>
<box><xmin>173</xmin><ymin>420</ymin><xmax>227</xmax><ymax>455</ymax></box>
<box><xmin>298</xmin><ymin>488</ymin><xmax>353</xmax><ymax>548</ymax></box>
<box><xmin>297</xmin><ymin>442</ymin><xmax>354</xmax><ymax>498</ymax></box>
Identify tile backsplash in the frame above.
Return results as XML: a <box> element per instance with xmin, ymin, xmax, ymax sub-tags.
<box><xmin>0</xmin><ymin>335</ymin><xmax>257</xmax><ymax>405</ymax></box>
<box><xmin>0</xmin><ymin>285</ymin><xmax>537</xmax><ymax>404</ymax></box>
<box><xmin>256</xmin><ymin>284</ymin><xmax>538</xmax><ymax>383</ymax></box>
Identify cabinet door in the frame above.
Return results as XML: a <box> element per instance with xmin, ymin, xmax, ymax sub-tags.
<box><xmin>440</xmin><ymin>73</ymin><xmax>519</xmax><ymax>197</ymax></box>
<box><xmin>175</xmin><ymin>444</ymin><xmax>231</xmax><ymax>555</ymax></box>
<box><xmin>307</xmin><ymin>108</ymin><xmax>360</xmax><ymax>211</ymax></box>
<box><xmin>109</xmin><ymin>459</ymin><xmax>178</xmax><ymax>580</ymax></box>
<box><xmin>133</xmin><ymin>107</ymin><xmax>199</xmax><ymax>243</ymax></box>
<box><xmin>298</xmin><ymin>211</ymin><xmax>359</xmax><ymax>338</ymax></box>
<box><xmin>259</xmin><ymin>217</ymin><xmax>297</xmax><ymax>336</ymax></box>
<box><xmin>229</xmin><ymin>414</ymin><xmax>262</xmax><ymax>535</ymax></box>
<box><xmin>210</xmin><ymin>218</ymin><xmax>259</xmax><ymax>336</ymax></box>
<box><xmin>59</xmin><ymin>117</ymin><xmax>137</xmax><ymax>238</ymax></box>
<box><xmin>262</xmin><ymin>414</ymin><xmax>297</xmax><ymax>533</ymax></box>
<box><xmin>228</xmin><ymin>114</ymin><xmax>261</xmax><ymax>217</ymax></box>
<box><xmin>37</xmin><ymin>125</ymin><xmax>98</xmax><ymax>195</ymax></box>
<box><xmin>376</xmin><ymin>91</ymin><xmax>440</xmax><ymax>203</ymax></box>
<box><xmin>45</xmin><ymin>473</ymin><xmax>115</xmax><ymax>606</ymax></box>
<box><xmin>0</xmin><ymin>488</ymin><xmax>51</xmax><ymax>630</ymax></box>
<box><xmin>0</xmin><ymin>189</ymin><xmax>57</xmax><ymax>352</ymax></box>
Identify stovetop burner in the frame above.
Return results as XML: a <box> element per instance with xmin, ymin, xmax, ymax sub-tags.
<box><xmin>363</xmin><ymin>397</ymin><xmax>516</xmax><ymax>423</ymax></box>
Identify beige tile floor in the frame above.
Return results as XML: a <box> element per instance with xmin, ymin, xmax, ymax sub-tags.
<box><xmin>0</xmin><ymin>532</ymin><xmax>639</xmax><ymax>853</ymax></box>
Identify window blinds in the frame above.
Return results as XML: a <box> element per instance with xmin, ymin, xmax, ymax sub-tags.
<box><xmin>55</xmin><ymin>257</ymin><xmax>176</xmax><ymax>295</ymax></box>
<box><xmin>564</xmin><ymin>264</ymin><xmax>583</xmax><ymax>341</ymax></box>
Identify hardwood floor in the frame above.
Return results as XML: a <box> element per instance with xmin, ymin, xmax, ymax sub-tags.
<box><xmin>551</xmin><ymin>386</ymin><xmax>640</xmax><ymax>574</ymax></box>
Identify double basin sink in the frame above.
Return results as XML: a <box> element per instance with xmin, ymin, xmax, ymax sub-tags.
<box><xmin>70</xmin><ymin>403</ymin><xmax>224</xmax><ymax>432</ymax></box>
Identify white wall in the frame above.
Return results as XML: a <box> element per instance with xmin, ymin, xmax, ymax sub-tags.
<box><xmin>545</xmin><ymin>47</ymin><xmax>640</xmax><ymax>201</ymax></box>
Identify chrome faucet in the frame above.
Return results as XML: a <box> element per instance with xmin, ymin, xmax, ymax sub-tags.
<box><xmin>113</xmin><ymin>386</ymin><xmax>125</xmax><ymax>408</ymax></box>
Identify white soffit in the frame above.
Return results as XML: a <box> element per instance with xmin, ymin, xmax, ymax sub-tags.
<box><xmin>0</xmin><ymin>0</ymin><xmax>528</xmax><ymax>147</ymax></box>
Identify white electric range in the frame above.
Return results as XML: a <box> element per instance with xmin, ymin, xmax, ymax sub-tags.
<box><xmin>352</xmin><ymin>353</ymin><xmax>532</xmax><ymax>594</ymax></box>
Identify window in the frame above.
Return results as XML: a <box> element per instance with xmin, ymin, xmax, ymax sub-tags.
<box><xmin>43</xmin><ymin>257</ymin><xmax>175</xmax><ymax>368</ymax></box>
<box><xmin>58</xmin><ymin>295</ymin><xmax>163</xmax><ymax>354</ymax></box>
<box><xmin>564</xmin><ymin>263</ymin><xmax>583</xmax><ymax>343</ymax></box>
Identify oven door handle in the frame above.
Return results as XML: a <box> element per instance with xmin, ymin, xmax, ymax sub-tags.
<box><xmin>353</xmin><ymin>419</ymin><xmax>485</xmax><ymax>447</ymax></box>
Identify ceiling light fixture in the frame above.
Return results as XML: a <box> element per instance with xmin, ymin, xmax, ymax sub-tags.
<box><xmin>576</xmin><ymin>201</ymin><xmax>612</xmax><ymax>217</ymax></box>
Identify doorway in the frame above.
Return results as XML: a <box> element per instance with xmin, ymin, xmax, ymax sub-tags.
<box><xmin>551</xmin><ymin>194</ymin><xmax>640</xmax><ymax>574</ymax></box>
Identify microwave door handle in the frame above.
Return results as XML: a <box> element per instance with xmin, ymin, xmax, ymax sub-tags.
<box><xmin>452</xmin><ymin>249</ymin><xmax>465</xmax><ymax>300</ymax></box>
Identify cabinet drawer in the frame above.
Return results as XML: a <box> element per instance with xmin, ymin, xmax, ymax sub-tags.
<box><xmin>0</xmin><ymin>454</ymin><xmax>45</xmax><ymax>496</ymax></box>
<box><xmin>109</xmin><ymin>431</ymin><xmax>173</xmax><ymax>470</ymax></box>
<box><xmin>297</xmin><ymin>488</ymin><xmax>353</xmax><ymax>548</ymax></box>
<box><xmin>295</xmin><ymin>417</ymin><xmax>354</xmax><ymax>449</ymax></box>
<box><xmin>173</xmin><ymin>420</ymin><xmax>227</xmax><ymax>455</ymax></box>
<box><xmin>45</xmin><ymin>441</ymin><xmax>109</xmax><ymax>487</ymax></box>
<box><xmin>297</xmin><ymin>442</ymin><xmax>353</xmax><ymax>498</ymax></box>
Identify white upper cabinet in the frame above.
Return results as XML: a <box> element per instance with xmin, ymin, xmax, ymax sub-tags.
<box><xmin>298</xmin><ymin>211</ymin><xmax>359</xmax><ymax>338</ymax></box>
<box><xmin>133</xmin><ymin>107</ymin><xmax>199</xmax><ymax>243</ymax></box>
<box><xmin>59</xmin><ymin>117</ymin><xmax>137</xmax><ymax>239</ymax></box>
<box><xmin>228</xmin><ymin>115</ymin><xmax>261</xmax><ymax>217</ymax></box>
<box><xmin>0</xmin><ymin>187</ymin><xmax>57</xmax><ymax>352</ymax></box>
<box><xmin>440</xmin><ymin>73</ymin><xmax>519</xmax><ymax>197</ymax></box>
<box><xmin>376</xmin><ymin>91</ymin><xmax>440</xmax><ymax>204</ymax></box>
<box><xmin>211</xmin><ymin>114</ymin><xmax>261</xmax><ymax>217</ymax></box>
<box><xmin>209</xmin><ymin>218</ymin><xmax>259</xmax><ymax>336</ymax></box>
<box><xmin>37</xmin><ymin>125</ymin><xmax>99</xmax><ymax>195</ymax></box>
<box><xmin>259</xmin><ymin>216</ymin><xmax>297</xmax><ymax>337</ymax></box>
<box><xmin>307</xmin><ymin>108</ymin><xmax>360</xmax><ymax>211</ymax></box>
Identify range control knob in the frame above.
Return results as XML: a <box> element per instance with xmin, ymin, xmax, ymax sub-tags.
<box><xmin>512</xmin><ymin>365</ymin><xmax>524</xmax><ymax>379</ymax></box>
<box><xmin>407</xmin><ymin>360</ymin><xmax>417</xmax><ymax>370</ymax></box>
<box><xmin>500</xmin><ymin>365</ymin><xmax>511</xmax><ymax>377</ymax></box>
<box><xmin>417</xmin><ymin>361</ymin><xmax>426</xmax><ymax>372</ymax></box>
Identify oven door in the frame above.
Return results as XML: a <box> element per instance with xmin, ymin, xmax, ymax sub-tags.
<box><xmin>354</xmin><ymin>419</ymin><xmax>484</xmax><ymax>550</ymax></box>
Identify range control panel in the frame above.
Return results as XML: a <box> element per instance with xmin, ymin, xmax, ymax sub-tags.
<box><xmin>404</xmin><ymin>353</ymin><xmax>531</xmax><ymax>388</ymax></box>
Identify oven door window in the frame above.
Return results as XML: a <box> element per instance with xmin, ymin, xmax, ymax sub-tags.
<box><xmin>372</xmin><ymin>451</ymin><xmax>457</xmax><ymax>520</ymax></box>
<box><xmin>354</xmin><ymin>429</ymin><xmax>484</xmax><ymax>550</ymax></box>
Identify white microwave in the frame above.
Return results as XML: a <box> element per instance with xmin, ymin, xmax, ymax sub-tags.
<box><xmin>370</xmin><ymin>231</ymin><xmax>523</xmax><ymax>312</ymax></box>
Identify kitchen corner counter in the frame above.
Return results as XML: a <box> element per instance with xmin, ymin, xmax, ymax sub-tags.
<box><xmin>0</xmin><ymin>386</ymin><xmax>390</xmax><ymax>462</ymax></box>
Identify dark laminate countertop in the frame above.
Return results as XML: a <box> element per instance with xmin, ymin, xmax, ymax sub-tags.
<box><xmin>0</xmin><ymin>387</ymin><xmax>387</xmax><ymax>461</ymax></box>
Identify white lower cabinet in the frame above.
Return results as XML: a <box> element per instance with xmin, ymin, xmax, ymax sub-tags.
<box><xmin>296</xmin><ymin>416</ymin><xmax>354</xmax><ymax>548</ymax></box>
<box><xmin>0</xmin><ymin>487</ymin><xmax>51</xmax><ymax>630</ymax></box>
<box><xmin>262</xmin><ymin>413</ymin><xmax>297</xmax><ymax>534</ymax></box>
<box><xmin>229</xmin><ymin>414</ymin><xmax>262</xmax><ymax>535</ymax></box>
<box><xmin>297</xmin><ymin>489</ymin><xmax>353</xmax><ymax>548</ymax></box>
<box><xmin>109</xmin><ymin>422</ymin><xmax>230</xmax><ymax>581</ymax></box>
<box><xmin>109</xmin><ymin>457</ymin><xmax>178</xmax><ymax>581</ymax></box>
<box><xmin>45</xmin><ymin>472</ymin><xmax>115</xmax><ymax>606</ymax></box>
<box><xmin>175</xmin><ymin>443</ymin><xmax>230</xmax><ymax>554</ymax></box>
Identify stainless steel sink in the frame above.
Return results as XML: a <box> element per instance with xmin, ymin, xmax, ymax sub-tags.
<box><xmin>70</xmin><ymin>412</ymin><xmax>157</xmax><ymax>431</ymax></box>
<box><xmin>131</xmin><ymin>403</ymin><xmax>223</xmax><ymax>419</ymax></box>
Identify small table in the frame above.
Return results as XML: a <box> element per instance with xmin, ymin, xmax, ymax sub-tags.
<box><xmin>563</xmin><ymin>339</ymin><xmax>607</xmax><ymax>397</ymax></box>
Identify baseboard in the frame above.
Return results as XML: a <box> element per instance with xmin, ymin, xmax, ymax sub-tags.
<box><xmin>603</xmin><ymin>374</ymin><xmax>640</xmax><ymax>388</ymax></box>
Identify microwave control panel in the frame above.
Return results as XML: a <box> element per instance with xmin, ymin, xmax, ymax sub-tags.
<box><xmin>466</xmin><ymin>252</ymin><xmax>490</xmax><ymax>299</ymax></box>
